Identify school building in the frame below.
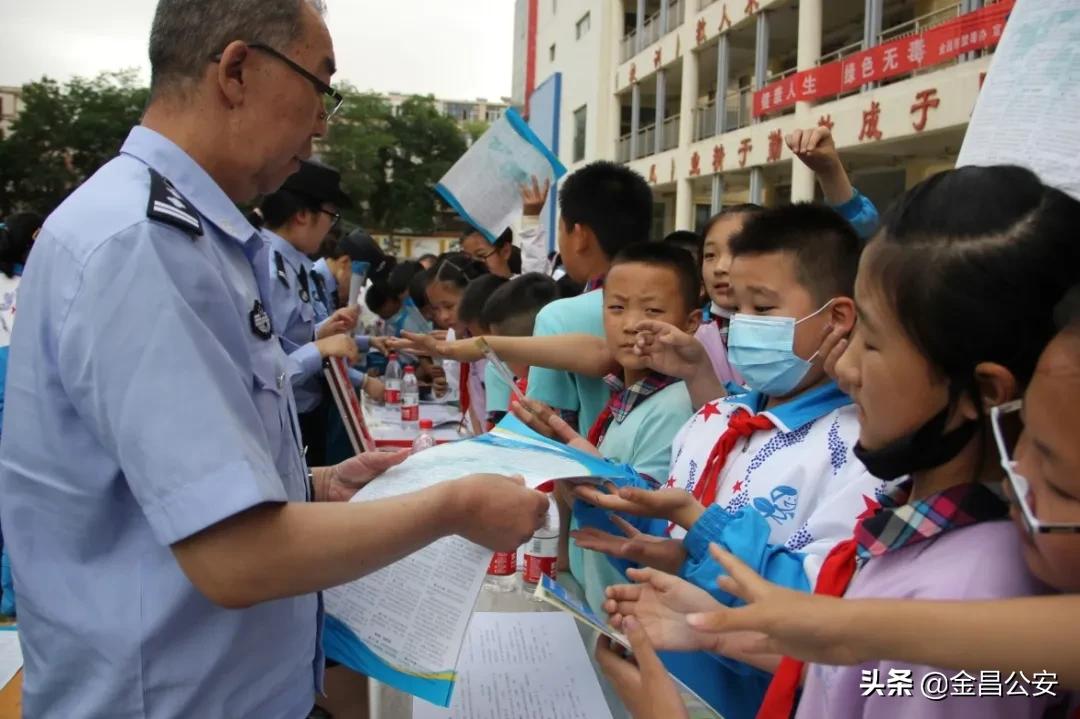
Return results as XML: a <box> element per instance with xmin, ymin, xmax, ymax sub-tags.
<box><xmin>511</xmin><ymin>0</ymin><xmax>1012</xmax><ymax>235</ymax></box>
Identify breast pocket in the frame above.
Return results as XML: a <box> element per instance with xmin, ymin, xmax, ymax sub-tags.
<box><xmin>298</xmin><ymin>300</ymin><xmax>315</xmax><ymax>327</ymax></box>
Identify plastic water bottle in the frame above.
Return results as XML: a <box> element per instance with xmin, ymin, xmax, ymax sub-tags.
<box><xmin>484</xmin><ymin>551</ymin><xmax>519</xmax><ymax>594</ymax></box>
<box><xmin>384</xmin><ymin>353</ymin><xmax>402</xmax><ymax>407</ymax></box>
<box><xmin>522</xmin><ymin>493</ymin><xmax>559</xmax><ymax>594</ymax></box>
<box><xmin>412</xmin><ymin>419</ymin><xmax>436</xmax><ymax>453</ymax></box>
<box><xmin>401</xmin><ymin>366</ymin><xmax>419</xmax><ymax>425</ymax></box>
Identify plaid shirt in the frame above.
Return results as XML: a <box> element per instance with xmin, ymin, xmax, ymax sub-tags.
<box><xmin>854</xmin><ymin>479</ymin><xmax>1008</xmax><ymax>565</ymax></box>
<box><xmin>588</xmin><ymin>371</ymin><xmax>680</xmax><ymax>447</ymax></box>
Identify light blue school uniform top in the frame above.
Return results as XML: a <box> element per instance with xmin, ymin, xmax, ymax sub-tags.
<box><xmin>0</xmin><ymin>126</ymin><xmax>322</xmax><ymax>719</ymax></box>
<box><xmin>526</xmin><ymin>289</ymin><xmax>610</xmax><ymax>435</ymax></box>
<box><xmin>569</xmin><ymin>381</ymin><xmax>694</xmax><ymax>616</ymax></box>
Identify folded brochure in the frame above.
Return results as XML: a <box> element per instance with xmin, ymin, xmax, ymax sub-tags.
<box><xmin>533</xmin><ymin>574</ymin><xmax>725</xmax><ymax>719</ymax></box>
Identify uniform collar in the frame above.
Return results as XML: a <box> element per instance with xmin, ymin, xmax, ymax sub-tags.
<box><xmin>262</xmin><ymin>228</ymin><xmax>312</xmax><ymax>272</ymax></box>
<box><xmin>724</xmin><ymin>380</ymin><xmax>851</xmax><ymax>433</ymax></box>
<box><xmin>120</xmin><ymin>126</ymin><xmax>260</xmax><ymax>251</ymax></box>
<box><xmin>313</xmin><ymin>258</ymin><xmax>337</xmax><ymax>293</ymax></box>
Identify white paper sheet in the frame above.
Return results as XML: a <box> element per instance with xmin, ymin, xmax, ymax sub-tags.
<box><xmin>324</xmin><ymin>436</ymin><xmax>598</xmax><ymax>683</ymax></box>
<box><xmin>0</xmin><ymin>631</ymin><xmax>22</xmax><ymax>691</ymax></box>
<box><xmin>436</xmin><ymin>110</ymin><xmax>565</xmax><ymax>244</ymax></box>
<box><xmin>412</xmin><ymin>612</ymin><xmax>614</xmax><ymax>719</ymax></box>
<box><xmin>957</xmin><ymin>0</ymin><xmax>1080</xmax><ymax>198</ymax></box>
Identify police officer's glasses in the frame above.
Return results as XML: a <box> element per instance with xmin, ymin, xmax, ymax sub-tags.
<box><xmin>213</xmin><ymin>43</ymin><xmax>344</xmax><ymax>121</ymax></box>
<box><xmin>991</xmin><ymin>400</ymin><xmax>1080</xmax><ymax>535</ymax></box>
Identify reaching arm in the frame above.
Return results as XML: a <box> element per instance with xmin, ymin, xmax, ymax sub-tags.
<box><xmin>687</xmin><ymin>547</ymin><xmax>1080</xmax><ymax>689</ymax></box>
<box><xmin>172</xmin><ymin>474</ymin><xmax>548</xmax><ymax>609</ymax></box>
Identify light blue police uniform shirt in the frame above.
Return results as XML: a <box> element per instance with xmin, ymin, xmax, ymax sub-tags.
<box><xmin>0</xmin><ymin>126</ymin><xmax>322</xmax><ymax>719</ymax></box>
<box><xmin>312</xmin><ymin>257</ymin><xmax>337</xmax><ymax>315</ymax></box>
<box><xmin>264</xmin><ymin>228</ymin><xmax>325</xmax><ymax>413</ymax></box>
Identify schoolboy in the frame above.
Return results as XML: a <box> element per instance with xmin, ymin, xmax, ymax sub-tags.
<box><xmin>526</xmin><ymin>161</ymin><xmax>654</xmax><ymax>435</ymax></box>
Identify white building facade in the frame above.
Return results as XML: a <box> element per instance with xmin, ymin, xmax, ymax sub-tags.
<box><xmin>514</xmin><ymin>0</ymin><xmax>1012</xmax><ymax>234</ymax></box>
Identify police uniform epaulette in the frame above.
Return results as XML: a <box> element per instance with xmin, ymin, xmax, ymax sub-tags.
<box><xmin>146</xmin><ymin>168</ymin><xmax>203</xmax><ymax>237</ymax></box>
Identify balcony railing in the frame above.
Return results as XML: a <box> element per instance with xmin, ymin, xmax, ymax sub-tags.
<box><xmin>698</xmin><ymin>0</ymin><xmax>718</xmax><ymax>9</ymax></box>
<box><xmin>637</xmin><ymin>123</ymin><xmax>657</xmax><ymax>158</ymax></box>
<box><xmin>879</xmin><ymin>3</ymin><xmax>961</xmax><ymax>44</ymax></box>
<box><xmin>620</xmin><ymin>29</ymin><xmax>638</xmax><ymax>63</ymax></box>
<box><xmin>617</xmin><ymin>133</ymin><xmax>632</xmax><ymax>163</ymax></box>
<box><xmin>670</xmin><ymin>0</ymin><xmax>685</xmax><ymax>30</ymax></box>
<box><xmin>818</xmin><ymin>40</ymin><xmax>863</xmax><ymax>67</ymax></box>
<box><xmin>662</xmin><ymin>114</ymin><xmax>680</xmax><ymax>151</ymax></box>
<box><xmin>726</xmin><ymin>85</ymin><xmax>753</xmax><ymax>131</ymax></box>
<box><xmin>694</xmin><ymin>100</ymin><xmax>717</xmax><ymax>141</ymax></box>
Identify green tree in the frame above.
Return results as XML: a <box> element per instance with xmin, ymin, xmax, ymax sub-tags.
<box><xmin>322</xmin><ymin>93</ymin><xmax>466</xmax><ymax>234</ymax></box>
<box><xmin>371</xmin><ymin>96</ymin><xmax>466</xmax><ymax>233</ymax></box>
<box><xmin>0</xmin><ymin>70</ymin><xmax>148</xmax><ymax>216</ymax></box>
<box><xmin>318</xmin><ymin>87</ymin><xmax>394</xmax><ymax>227</ymax></box>
<box><xmin>462</xmin><ymin>119</ymin><xmax>490</xmax><ymax>144</ymax></box>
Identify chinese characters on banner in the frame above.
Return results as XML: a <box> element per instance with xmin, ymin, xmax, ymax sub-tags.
<box><xmin>752</xmin><ymin>0</ymin><xmax>1015</xmax><ymax>118</ymax></box>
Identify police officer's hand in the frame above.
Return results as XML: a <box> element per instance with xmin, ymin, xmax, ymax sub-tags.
<box><xmin>316</xmin><ymin>333</ymin><xmax>360</xmax><ymax>363</ymax></box>
<box><xmin>317</xmin><ymin>307</ymin><xmax>360</xmax><ymax>340</ymax></box>
<box><xmin>318</xmin><ymin>449</ymin><xmax>411</xmax><ymax>502</ymax></box>
<box><xmin>448</xmin><ymin>474</ymin><xmax>549</xmax><ymax>551</ymax></box>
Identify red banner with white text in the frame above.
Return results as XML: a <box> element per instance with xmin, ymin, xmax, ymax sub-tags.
<box><xmin>753</xmin><ymin>0</ymin><xmax>1015</xmax><ymax>118</ymax></box>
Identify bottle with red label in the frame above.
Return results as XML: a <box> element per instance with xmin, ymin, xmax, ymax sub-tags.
<box><xmin>384</xmin><ymin>353</ymin><xmax>402</xmax><ymax>407</ymax></box>
<box><xmin>400</xmin><ymin>366</ymin><xmax>419</xmax><ymax>425</ymax></box>
<box><xmin>522</xmin><ymin>493</ymin><xmax>559</xmax><ymax>593</ymax></box>
<box><xmin>483</xmin><ymin>550</ymin><xmax>518</xmax><ymax>593</ymax></box>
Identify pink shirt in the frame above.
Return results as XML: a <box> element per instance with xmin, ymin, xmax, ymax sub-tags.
<box><xmin>695</xmin><ymin>321</ymin><xmax>743</xmax><ymax>387</ymax></box>
<box><xmin>796</xmin><ymin>521</ymin><xmax>1060</xmax><ymax>719</ymax></box>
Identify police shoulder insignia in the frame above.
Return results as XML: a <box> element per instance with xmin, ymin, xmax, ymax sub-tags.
<box><xmin>146</xmin><ymin>168</ymin><xmax>203</xmax><ymax>237</ymax></box>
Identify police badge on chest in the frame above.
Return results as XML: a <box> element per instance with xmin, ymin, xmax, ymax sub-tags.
<box><xmin>250</xmin><ymin>300</ymin><xmax>273</xmax><ymax>340</ymax></box>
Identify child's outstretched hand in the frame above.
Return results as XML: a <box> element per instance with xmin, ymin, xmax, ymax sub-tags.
<box><xmin>509</xmin><ymin>398</ymin><xmax>602</xmax><ymax>458</ymax></box>
<box><xmin>388</xmin><ymin>332</ymin><xmax>483</xmax><ymax>363</ymax></box>
<box><xmin>595</xmin><ymin>617</ymin><xmax>690</xmax><ymax>719</ymax></box>
<box><xmin>683</xmin><ymin>544</ymin><xmax>861</xmax><ymax>667</ymax></box>
<box><xmin>603</xmin><ymin>567</ymin><xmax>722</xmax><ymax>653</ymax></box>
<box><xmin>631</xmin><ymin>320</ymin><xmax>708</xmax><ymax>381</ymax></box>
<box><xmin>571</xmin><ymin>515</ymin><xmax>686</xmax><ymax>574</ymax></box>
<box><xmin>573</xmin><ymin>485</ymin><xmax>705</xmax><ymax>530</ymax></box>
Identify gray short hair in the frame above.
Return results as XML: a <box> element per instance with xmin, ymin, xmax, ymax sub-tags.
<box><xmin>149</xmin><ymin>0</ymin><xmax>326</xmax><ymax>94</ymax></box>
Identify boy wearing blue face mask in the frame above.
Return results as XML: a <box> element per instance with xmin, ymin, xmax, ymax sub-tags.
<box><xmin>572</xmin><ymin>204</ymin><xmax>885</xmax><ymax>719</ymax></box>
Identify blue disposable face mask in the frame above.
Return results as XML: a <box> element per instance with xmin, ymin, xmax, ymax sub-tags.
<box><xmin>727</xmin><ymin>300</ymin><xmax>833</xmax><ymax>396</ymax></box>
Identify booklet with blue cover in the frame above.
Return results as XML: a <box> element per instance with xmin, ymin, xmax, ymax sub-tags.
<box><xmin>323</xmin><ymin>414</ymin><xmax>642</xmax><ymax>707</ymax></box>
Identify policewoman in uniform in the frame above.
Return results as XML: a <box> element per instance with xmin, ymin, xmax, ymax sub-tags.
<box><xmin>0</xmin><ymin>1</ymin><xmax>549</xmax><ymax>717</ymax></box>
<box><xmin>259</xmin><ymin>160</ymin><xmax>368</xmax><ymax>466</ymax></box>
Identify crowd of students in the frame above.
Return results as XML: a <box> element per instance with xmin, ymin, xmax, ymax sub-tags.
<box><xmin>369</xmin><ymin>126</ymin><xmax>1080</xmax><ymax>718</ymax></box>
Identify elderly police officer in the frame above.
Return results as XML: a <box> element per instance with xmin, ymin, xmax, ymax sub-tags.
<box><xmin>0</xmin><ymin>1</ymin><xmax>548</xmax><ymax>717</ymax></box>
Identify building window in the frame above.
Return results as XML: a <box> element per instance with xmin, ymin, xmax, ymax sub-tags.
<box><xmin>573</xmin><ymin>105</ymin><xmax>587</xmax><ymax>162</ymax></box>
<box><xmin>576</xmin><ymin>12</ymin><xmax>591</xmax><ymax>40</ymax></box>
<box><xmin>549</xmin><ymin>43</ymin><xmax>556</xmax><ymax>62</ymax></box>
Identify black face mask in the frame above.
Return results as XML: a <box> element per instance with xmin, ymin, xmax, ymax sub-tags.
<box><xmin>853</xmin><ymin>401</ymin><xmax>980</xmax><ymax>481</ymax></box>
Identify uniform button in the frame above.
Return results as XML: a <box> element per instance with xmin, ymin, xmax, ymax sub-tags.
<box><xmin>277</xmin><ymin>372</ymin><xmax>286</xmax><ymax>389</ymax></box>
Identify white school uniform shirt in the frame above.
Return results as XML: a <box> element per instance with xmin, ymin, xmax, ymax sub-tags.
<box><xmin>668</xmin><ymin>381</ymin><xmax>885</xmax><ymax>584</ymax></box>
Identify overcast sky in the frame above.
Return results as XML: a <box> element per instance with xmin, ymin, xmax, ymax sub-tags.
<box><xmin>0</xmin><ymin>0</ymin><xmax>516</xmax><ymax>101</ymax></box>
